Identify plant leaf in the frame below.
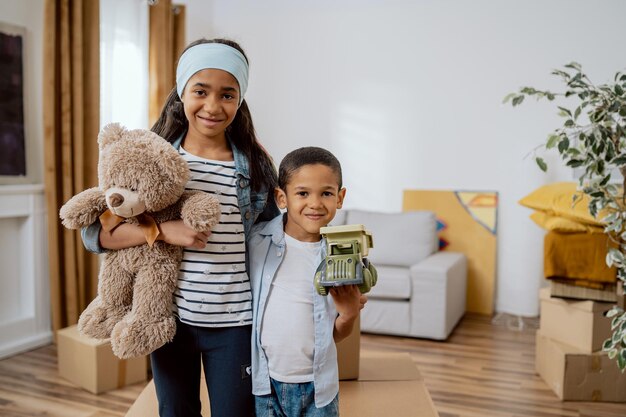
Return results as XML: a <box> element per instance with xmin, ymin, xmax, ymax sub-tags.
<box><xmin>535</xmin><ymin>157</ymin><xmax>547</xmax><ymax>172</ymax></box>
<box><xmin>512</xmin><ymin>95</ymin><xmax>524</xmax><ymax>106</ymax></box>
<box><xmin>619</xmin><ymin>351</ymin><xmax>626</xmax><ymax>370</ymax></box>
<box><xmin>502</xmin><ymin>92</ymin><xmax>516</xmax><ymax>104</ymax></box>
<box><xmin>557</xmin><ymin>106</ymin><xmax>572</xmax><ymax>117</ymax></box>
<box><xmin>546</xmin><ymin>134</ymin><xmax>560</xmax><ymax>149</ymax></box>
<box><xmin>566</xmin><ymin>159</ymin><xmax>584</xmax><ymax>168</ymax></box>
<box><xmin>600</xmin><ymin>174</ymin><xmax>611</xmax><ymax>186</ymax></box>
<box><xmin>558</xmin><ymin>137</ymin><xmax>570</xmax><ymax>153</ymax></box>
<box><xmin>564</xmin><ymin>62</ymin><xmax>582</xmax><ymax>71</ymax></box>
<box><xmin>612</xmin><ymin>155</ymin><xmax>626</xmax><ymax>166</ymax></box>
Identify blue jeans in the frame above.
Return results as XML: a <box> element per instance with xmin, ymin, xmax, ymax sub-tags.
<box><xmin>255</xmin><ymin>378</ymin><xmax>339</xmax><ymax>417</ymax></box>
<box><xmin>151</xmin><ymin>320</ymin><xmax>254</xmax><ymax>417</ymax></box>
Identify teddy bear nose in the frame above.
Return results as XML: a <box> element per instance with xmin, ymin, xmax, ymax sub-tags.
<box><xmin>108</xmin><ymin>193</ymin><xmax>124</xmax><ymax>208</ymax></box>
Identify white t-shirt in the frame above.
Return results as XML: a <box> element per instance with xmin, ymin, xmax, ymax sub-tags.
<box><xmin>260</xmin><ymin>233</ymin><xmax>323</xmax><ymax>383</ymax></box>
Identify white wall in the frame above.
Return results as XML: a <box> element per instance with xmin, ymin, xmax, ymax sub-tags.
<box><xmin>180</xmin><ymin>0</ymin><xmax>626</xmax><ymax>316</ymax></box>
<box><xmin>0</xmin><ymin>0</ymin><xmax>51</xmax><ymax>358</ymax></box>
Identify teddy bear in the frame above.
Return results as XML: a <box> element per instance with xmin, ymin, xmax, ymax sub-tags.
<box><xmin>59</xmin><ymin>123</ymin><xmax>221</xmax><ymax>359</ymax></box>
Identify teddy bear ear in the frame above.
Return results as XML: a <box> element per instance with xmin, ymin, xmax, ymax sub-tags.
<box><xmin>98</xmin><ymin>123</ymin><xmax>126</xmax><ymax>149</ymax></box>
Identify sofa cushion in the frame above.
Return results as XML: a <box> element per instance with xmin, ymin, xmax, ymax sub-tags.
<box><xmin>360</xmin><ymin>299</ymin><xmax>410</xmax><ymax>336</ymax></box>
<box><xmin>367</xmin><ymin>265</ymin><xmax>411</xmax><ymax>300</ymax></box>
<box><xmin>346</xmin><ymin>210</ymin><xmax>437</xmax><ymax>267</ymax></box>
<box><xmin>518</xmin><ymin>182</ymin><xmax>604</xmax><ymax>226</ymax></box>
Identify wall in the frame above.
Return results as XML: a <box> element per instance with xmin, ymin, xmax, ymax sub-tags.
<box><xmin>0</xmin><ymin>0</ymin><xmax>45</xmax><ymax>185</ymax></box>
<box><xmin>180</xmin><ymin>0</ymin><xmax>626</xmax><ymax>316</ymax></box>
<box><xmin>0</xmin><ymin>0</ymin><xmax>51</xmax><ymax>358</ymax></box>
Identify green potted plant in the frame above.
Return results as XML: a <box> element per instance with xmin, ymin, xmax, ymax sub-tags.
<box><xmin>504</xmin><ymin>62</ymin><xmax>626</xmax><ymax>370</ymax></box>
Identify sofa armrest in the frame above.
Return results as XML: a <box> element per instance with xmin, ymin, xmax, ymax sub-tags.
<box><xmin>408</xmin><ymin>251</ymin><xmax>467</xmax><ymax>339</ymax></box>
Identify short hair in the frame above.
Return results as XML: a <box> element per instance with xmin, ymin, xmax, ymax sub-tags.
<box><xmin>278</xmin><ymin>147</ymin><xmax>342</xmax><ymax>190</ymax></box>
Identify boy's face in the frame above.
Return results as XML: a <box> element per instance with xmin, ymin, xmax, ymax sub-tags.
<box><xmin>275</xmin><ymin>164</ymin><xmax>346</xmax><ymax>242</ymax></box>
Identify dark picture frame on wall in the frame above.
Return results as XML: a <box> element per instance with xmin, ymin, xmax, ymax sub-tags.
<box><xmin>0</xmin><ymin>21</ymin><xmax>26</xmax><ymax>179</ymax></box>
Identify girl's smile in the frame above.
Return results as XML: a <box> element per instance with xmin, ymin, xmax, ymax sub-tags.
<box><xmin>197</xmin><ymin>114</ymin><xmax>225</xmax><ymax>128</ymax></box>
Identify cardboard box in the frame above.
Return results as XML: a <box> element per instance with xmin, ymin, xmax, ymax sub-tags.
<box><xmin>126</xmin><ymin>351</ymin><xmax>439</xmax><ymax>417</ymax></box>
<box><xmin>535</xmin><ymin>331</ymin><xmax>626</xmax><ymax>402</ymax></box>
<box><xmin>336</xmin><ymin>314</ymin><xmax>360</xmax><ymax>380</ymax></box>
<box><xmin>57</xmin><ymin>325</ymin><xmax>148</xmax><ymax>394</ymax></box>
<box><xmin>549</xmin><ymin>279</ymin><xmax>617</xmax><ymax>303</ymax></box>
<box><xmin>339</xmin><ymin>351</ymin><xmax>437</xmax><ymax>417</ymax></box>
<box><xmin>539</xmin><ymin>287</ymin><xmax>613</xmax><ymax>352</ymax></box>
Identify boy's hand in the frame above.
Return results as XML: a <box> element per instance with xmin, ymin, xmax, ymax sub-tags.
<box><xmin>330</xmin><ymin>285</ymin><xmax>367</xmax><ymax>342</ymax></box>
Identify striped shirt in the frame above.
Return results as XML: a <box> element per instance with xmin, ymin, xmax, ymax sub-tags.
<box><xmin>173</xmin><ymin>147</ymin><xmax>252</xmax><ymax>327</ymax></box>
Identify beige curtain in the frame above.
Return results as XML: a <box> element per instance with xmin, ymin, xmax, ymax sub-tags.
<box><xmin>43</xmin><ymin>0</ymin><xmax>100</xmax><ymax>332</ymax></box>
<box><xmin>149</xmin><ymin>1</ymin><xmax>186</xmax><ymax>126</ymax></box>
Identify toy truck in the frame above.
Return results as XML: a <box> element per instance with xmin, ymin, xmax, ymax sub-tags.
<box><xmin>314</xmin><ymin>224</ymin><xmax>378</xmax><ymax>296</ymax></box>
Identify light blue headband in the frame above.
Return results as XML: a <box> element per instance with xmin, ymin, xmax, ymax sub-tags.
<box><xmin>176</xmin><ymin>43</ymin><xmax>249</xmax><ymax>106</ymax></box>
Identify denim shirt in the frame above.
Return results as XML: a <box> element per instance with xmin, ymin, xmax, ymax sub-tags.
<box><xmin>249</xmin><ymin>214</ymin><xmax>339</xmax><ymax>408</ymax></box>
<box><xmin>81</xmin><ymin>132</ymin><xmax>280</xmax><ymax>258</ymax></box>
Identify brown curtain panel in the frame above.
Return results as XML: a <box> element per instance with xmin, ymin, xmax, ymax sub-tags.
<box><xmin>149</xmin><ymin>1</ymin><xmax>186</xmax><ymax>126</ymax></box>
<box><xmin>43</xmin><ymin>0</ymin><xmax>100</xmax><ymax>332</ymax></box>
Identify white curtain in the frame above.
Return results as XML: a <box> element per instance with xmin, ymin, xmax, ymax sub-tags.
<box><xmin>100</xmin><ymin>0</ymin><xmax>149</xmax><ymax>130</ymax></box>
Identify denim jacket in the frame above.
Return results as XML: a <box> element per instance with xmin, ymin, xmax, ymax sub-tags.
<box><xmin>81</xmin><ymin>132</ymin><xmax>280</xmax><ymax>256</ymax></box>
<box><xmin>249</xmin><ymin>214</ymin><xmax>339</xmax><ymax>408</ymax></box>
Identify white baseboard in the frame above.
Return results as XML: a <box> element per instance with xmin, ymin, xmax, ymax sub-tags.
<box><xmin>0</xmin><ymin>331</ymin><xmax>54</xmax><ymax>360</ymax></box>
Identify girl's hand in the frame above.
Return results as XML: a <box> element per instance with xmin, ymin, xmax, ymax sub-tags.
<box><xmin>158</xmin><ymin>220</ymin><xmax>211</xmax><ymax>249</ymax></box>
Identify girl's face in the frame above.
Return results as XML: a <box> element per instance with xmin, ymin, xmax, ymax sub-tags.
<box><xmin>181</xmin><ymin>68</ymin><xmax>240</xmax><ymax>142</ymax></box>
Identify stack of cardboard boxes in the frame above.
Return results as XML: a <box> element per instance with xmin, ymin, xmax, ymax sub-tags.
<box><xmin>536</xmin><ymin>287</ymin><xmax>626</xmax><ymax>401</ymax></box>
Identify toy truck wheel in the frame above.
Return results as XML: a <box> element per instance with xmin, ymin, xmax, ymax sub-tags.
<box><xmin>359</xmin><ymin>267</ymin><xmax>372</xmax><ymax>294</ymax></box>
<box><xmin>357</xmin><ymin>261</ymin><xmax>378</xmax><ymax>294</ymax></box>
<box><xmin>314</xmin><ymin>271</ymin><xmax>328</xmax><ymax>296</ymax></box>
<box><xmin>368</xmin><ymin>263</ymin><xmax>378</xmax><ymax>287</ymax></box>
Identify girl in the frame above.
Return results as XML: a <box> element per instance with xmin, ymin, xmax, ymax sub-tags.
<box><xmin>82</xmin><ymin>38</ymin><xmax>279</xmax><ymax>417</ymax></box>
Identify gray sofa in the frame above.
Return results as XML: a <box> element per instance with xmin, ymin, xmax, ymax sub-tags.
<box><xmin>332</xmin><ymin>209</ymin><xmax>467</xmax><ymax>340</ymax></box>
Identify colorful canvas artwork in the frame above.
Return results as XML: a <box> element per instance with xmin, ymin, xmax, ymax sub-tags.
<box><xmin>403</xmin><ymin>190</ymin><xmax>498</xmax><ymax>315</ymax></box>
<box><xmin>0</xmin><ymin>22</ymin><xmax>26</xmax><ymax>177</ymax></box>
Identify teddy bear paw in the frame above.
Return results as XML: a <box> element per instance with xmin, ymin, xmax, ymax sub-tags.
<box><xmin>78</xmin><ymin>302</ymin><xmax>127</xmax><ymax>340</ymax></box>
<box><xmin>188</xmin><ymin>217</ymin><xmax>216</xmax><ymax>232</ymax></box>
<box><xmin>181</xmin><ymin>194</ymin><xmax>221</xmax><ymax>232</ymax></box>
<box><xmin>110</xmin><ymin>316</ymin><xmax>176</xmax><ymax>359</ymax></box>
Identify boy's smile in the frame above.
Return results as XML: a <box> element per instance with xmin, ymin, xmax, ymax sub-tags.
<box><xmin>275</xmin><ymin>164</ymin><xmax>346</xmax><ymax>242</ymax></box>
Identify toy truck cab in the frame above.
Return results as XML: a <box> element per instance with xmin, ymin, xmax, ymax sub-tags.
<box><xmin>314</xmin><ymin>224</ymin><xmax>378</xmax><ymax>296</ymax></box>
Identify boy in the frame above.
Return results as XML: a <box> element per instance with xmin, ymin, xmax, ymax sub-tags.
<box><xmin>249</xmin><ymin>147</ymin><xmax>366</xmax><ymax>417</ymax></box>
